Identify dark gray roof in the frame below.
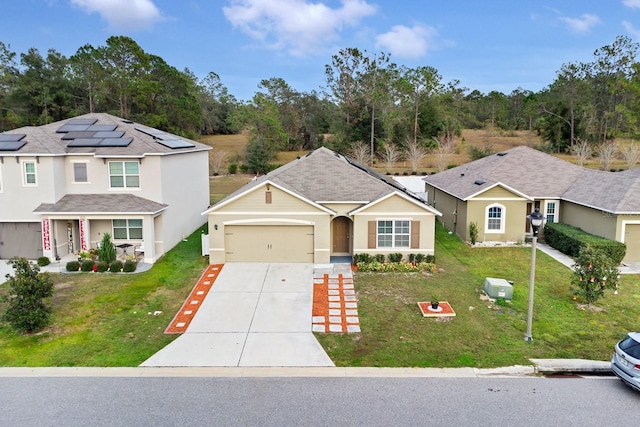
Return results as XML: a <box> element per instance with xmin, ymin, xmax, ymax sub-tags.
<box><xmin>0</xmin><ymin>113</ymin><xmax>210</xmax><ymax>157</ymax></box>
<box><xmin>216</xmin><ymin>147</ymin><xmax>435</xmax><ymax>209</ymax></box>
<box><xmin>424</xmin><ymin>145</ymin><xmax>640</xmax><ymax>214</ymax></box>
<box><xmin>34</xmin><ymin>194</ymin><xmax>168</xmax><ymax>214</ymax></box>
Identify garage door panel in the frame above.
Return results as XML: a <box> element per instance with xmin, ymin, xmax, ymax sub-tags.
<box><xmin>225</xmin><ymin>225</ymin><xmax>313</xmax><ymax>263</ymax></box>
<box><xmin>625</xmin><ymin>224</ymin><xmax>640</xmax><ymax>261</ymax></box>
<box><xmin>0</xmin><ymin>222</ymin><xmax>42</xmax><ymax>259</ymax></box>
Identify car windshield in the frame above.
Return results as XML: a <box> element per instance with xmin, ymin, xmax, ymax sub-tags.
<box><xmin>620</xmin><ymin>336</ymin><xmax>640</xmax><ymax>359</ymax></box>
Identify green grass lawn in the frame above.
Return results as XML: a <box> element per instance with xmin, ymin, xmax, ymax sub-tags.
<box><xmin>1</xmin><ymin>222</ymin><xmax>637</xmax><ymax>367</ymax></box>
<box><xmin>316</xmin><ymin>223</ymin><xmax>640</xmax><ymax>368</ymax></box>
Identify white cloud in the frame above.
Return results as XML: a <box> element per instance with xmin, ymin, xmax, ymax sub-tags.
<box><xmin>375</xmin><ymin>24</ymin><xmax>437</xmax><ymax>59</ymax></box>
<box><xmin>71</xmin><ymin>0</ymin><xmax>163</xmax><ymax>30</ymax></box>
<box><xmin>558</xmin><ymin>13</ymin><xmax>601</xmax><ymax>33</ymax></box>
<box><xmin>623</xmin><ymin>20</ymin><xmax>640</xmax><ymax>38</ymax></box>
<box><xmin>222</xmin><ymin>0</ymin><xmax>377</xmax><ymax>56</ymax></box>
<box><xmin>623</xmin><ymin>0</ymin><xmax>640</xmax><ymax>9</ymax></box>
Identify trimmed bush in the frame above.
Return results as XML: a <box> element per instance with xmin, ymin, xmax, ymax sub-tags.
<box><xmin>122</xmin><ymin>260</ymin><xmax>137</xmax><ymax>273</ymax></box>
<box><xmin>37</xmin><ymin>256</ymin><xmax>51</xmax><ymax>266</ymax></box>
<box><xmin>66</xmin><ymin>261</ymin><xmax>80</xmax><ymax>271</ymax></box>
<box><xmin>388</xmin><ymin>253</ymin><xmax>403</xmax><ymax>263</ymax></box>
<box><xmin>109</xmin><ymin>260</ymin><xmax>123</xmax><ymax>272</ymax></box>
<box><xmin>544</xmin><ymin>222</ymin><xmax>626</xmax><ymax>265</ymax></box>
<box><xmin>374</xmin><ymin>254</ymin><xmax>385</xmax><ymax>263</ymax></box>
<box><xmin>228</xmin><ymin>163</ymin><xmax>237</xmax><ymax>174</ymax></box>
<box><xmin>353</xmin><ymin>253</ymin><xmax>372</xmax><ymax>264</ymax></box>
<box><xmin>81</xmin><ymin>260</ymin><xmax>95</xmax><ymax>272</ymax></box>
<box><xmin>96</xmin><ymin>261</ymin><xmax>109</xmax><ymax>273</ymax></box>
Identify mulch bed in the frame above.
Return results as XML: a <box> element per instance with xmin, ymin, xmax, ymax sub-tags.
<box><xmin>164</xmin><ymin>264</ymin><xmax>223</xmax><ymax>334</ymax></box>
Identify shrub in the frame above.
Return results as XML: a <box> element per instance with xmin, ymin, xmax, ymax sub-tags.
<box><xmin>388</xmin><ymin>253</ymin><xmax>403</xmax><ymax>263</ymax></box>
<box><xmin>66</xmin><ymin>261</ymin><xmax>80</xmax><ymax>271</ymax></box>
<box><xmin>37</xmin><ymin>256</ymin><xmax>51</xmax><ymax>266</ymax></box>
<box><xmin>469</xmin><ymin>221</ymin><xmax>478</xmax><ymax>245</ymax></box>
<box><xmin>544</xmin><ymin>222</ymin><xmax>626</xmax><ymax>265</ymax></box>
<box><xmin>109</xmin><ymin>260</ymin><xmax>123</xmax><ymax>272</ymax></box>
<box><xmin>1</xmin><ymin>257</ymin><xmax>54</xmax><ymax>333</ymax></box>
<box><xmin>96</xmin><ymin>261</ymin><xmax>109</xmax><ymax>273</ymax></box>
<box><xmin>98</xmin><ymin>233</ymin><xmax>117</xmax><ymax>264</ymax></box>
<box><xmin>228</xmin><ymin>163</ymin><xmax>237</xmax><ymax>174</ymax></box>
<box><xmin>81</xmin><ymin>260</ymin><xmax>95</xmax><ymax>272</ymax></box>
<box><xmin>353</xmin><ymin>253</ymin><xmax>372</xmax><ymax>264</ymax></box>
<box><xmin>571</xmin><ymin>245</ymin><xmax>620</xmax><ymax>306</ymax></box>
<box><xmin>122</xmin><ymin>260</ymin><xmax>137</xmax><ymax>273</ymax></box>
<box><xmin>374</xmin><ymin>254</ymin><xmax>385</xmax><ymax>263</ymax></box>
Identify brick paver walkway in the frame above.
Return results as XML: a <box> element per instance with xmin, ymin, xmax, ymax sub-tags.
<box><xmin>312</xmin><ymin>272</ymin><xmax>361</xmax><ymax>333</ymax></box>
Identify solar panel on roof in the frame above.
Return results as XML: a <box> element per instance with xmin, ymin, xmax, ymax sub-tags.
<box><xmin>93</xmin><ymin>131</ymin><xmax>124</xmax><ymax>138</ymax></box>
<box><xmin>135</xmin><ymin>126</ymin><xmax>165</xmax><ymax>137</ymax></box>
<box><xmin>87</xmin><ymin>124</ymin><xmax>118</xmax><ymax>132</ymax></box>
<box><xmin>0</xmin><ymin>140</ymin><xmax>27</xmax><ymax>151</ymax></box>
<box><xmin>100</xmin><ymin>138</ymin><xmax>132</xmax><ymax>147</ymax></box>
<box><xmin>67</xmin><ymin>118</ymin><xmax>98</xmax><ymax>125</ymax></box>
<box><xmin>67</xmin><ymin>137</ymin><xmax>133</xmax><ymax>147</ymax></box>
<box><xmin>0</xmin><ymin>133</ymin><xmax>26</xmax><ymax>142</ymax></box>
<box><xmin>57</xmin><ymin>124</ymin><xmax>90</xmax><ymax>133</ymax></box>
<box><xmin>61</xmin><ymin>131</ymin><xmax>96</xmax><ymax>140</ymax></box>
<box><xmin>67</xmin><ymin>138</ymin><xmax>103</xmax><ymax>147</ymax></box>
<box><xmin>155</xmin><ymin>138</ymin><xmax>195</xmax><ymax>149</ymax></box>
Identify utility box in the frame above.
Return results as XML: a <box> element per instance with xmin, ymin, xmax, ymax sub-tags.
<box><xmin>484</xmin><ymin>277</ymin><xmax>513</xmax><ymax>300</ymax></box>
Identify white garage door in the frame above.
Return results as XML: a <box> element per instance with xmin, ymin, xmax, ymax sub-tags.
<box><xmin>225</xmin><ymin>225</ymin><xmax>314</xmax><ymax>263</ymax></box>
<box><xmin>625</xmin><ymin>224</ymin><xmax>640</xmax><ymax>261</ymax></box>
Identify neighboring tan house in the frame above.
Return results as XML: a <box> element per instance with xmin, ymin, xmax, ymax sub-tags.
<box><xmin>204</xmin><ymin>147</ymin><xmax>442</xmax><ymax>264</ymax></box>
<box><xmin>423</xmin><ymin>145</ymin><xmax>640</xmax><ymax>262</ymax></box>
<box><xmin>0</xmin><ymin>113</ymin><xmax>210</xmax><ymax>263</ymax></box>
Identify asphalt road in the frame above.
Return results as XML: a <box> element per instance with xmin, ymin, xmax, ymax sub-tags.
<box><xmin>1</xmin><ymin>375</ymin><xmax>638</xmax><ymax>426</ymax></box>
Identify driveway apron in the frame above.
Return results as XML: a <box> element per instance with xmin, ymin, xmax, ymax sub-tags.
<box><xmin>141</xmin><ymin>263</ymin><xmax>334</xmax><ymax>367</ymax></box>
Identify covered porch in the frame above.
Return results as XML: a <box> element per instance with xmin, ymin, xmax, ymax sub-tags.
<box><xmin>34</xmin><ymin>193</ymin><xmax>167</xmax><ymax>264</ymax></box>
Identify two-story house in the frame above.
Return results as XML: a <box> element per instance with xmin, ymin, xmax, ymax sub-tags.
<box><xmin>0</xmin><ymin>113</ymin><xmax>210</xmax><ymax>263</ymax></box>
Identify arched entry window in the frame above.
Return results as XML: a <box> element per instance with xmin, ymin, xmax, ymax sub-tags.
<box><xmin>485</xmin><ymin>204</ymin><xmax>505</xmax><ymax>233</ymax></box>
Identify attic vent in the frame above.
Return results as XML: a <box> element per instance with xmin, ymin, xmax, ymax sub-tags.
<box><xmin>474</xmin><ymin>180</ymin><xmax>486</xmax><ymax>185</ymax></box>
<box><xmin>121</xmin><ymin>119</ymin><xmax>134</xmax><ymax>124</ymax></box>
<box><xmin>497</xmin><ymin>152</ymin><xmax>508</xmax><ymax>156</ymax></box>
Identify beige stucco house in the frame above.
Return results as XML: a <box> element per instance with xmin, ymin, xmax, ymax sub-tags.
<box><xmin>423</xmin><ymin>145</ymin><xmax>640</xmax><ymax>262</ymax></box>
<box><xmin>0</xmin><ymin>113</ymin><xmax>210</xmax><ymax>263</ymax></box>
<box><xmin>204</xmin><ymin>147</ymin><xmax>442</xmax><ymax>264</ymax></box>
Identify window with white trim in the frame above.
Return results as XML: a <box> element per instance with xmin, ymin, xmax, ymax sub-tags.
<box><xmin>112</xmin><ymin>219</ymin><xmax>143</xmax><ymax>240</ymax></box>
<box><xmin>377</xmin><ymin>220</ymin><xmax>410</xmax><ymax>248</ymax></box>
<box><xmin>73</xmin><ymin>163</ymin><xmax>88</xmax><ymax>183</ymax></box>
<box><xmin>109</xmin><ymin>161</ymin><xmax>139</xmax><ymax>188</ymax></box>
<box><xmin>545</xmin><ymin>201</ymin><xmax>557</xmax><ymax>223</ymax></box>
<box><xmin>485</xmin><ymin>204</ymin><xmax>505</xmax><ymax>233</ymax></box>
<box><xmin>23</xmin><ymin>161</ymin><xmax>37</xmax><ymax>185</ymax></box>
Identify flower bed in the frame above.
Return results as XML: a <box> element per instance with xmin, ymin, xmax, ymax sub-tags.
<box><xmin>355</xmin><ymin>261</ymin><xmax>435</xmax><ymax>273</ymax></box>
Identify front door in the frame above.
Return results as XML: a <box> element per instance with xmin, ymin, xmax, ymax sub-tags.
<box><xmin>332</xmin><ymin>217</ymin><xmax>351</xmax><ymax>254</ymax></box>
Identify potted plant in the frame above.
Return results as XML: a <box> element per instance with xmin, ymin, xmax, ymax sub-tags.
<box><xmin>430</xmin><ymin>296</ymin><xmax>440</xmax><ymax>310</ymax></box>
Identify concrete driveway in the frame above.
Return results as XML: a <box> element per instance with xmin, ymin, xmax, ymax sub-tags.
<box><xmin>141</xmin><ymin>263</ymin><xmax>334</xmax><ymax>367</ymax></box>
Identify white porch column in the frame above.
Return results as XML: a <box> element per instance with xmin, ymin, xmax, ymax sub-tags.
<box><xmin>79</xmin><ymin>218</ymin><xmax>90</xmax><ymax>252</ymax></box>
<box><xmin>41</xmin><ymin>218</ymin><xmax>54</xmax><ymax>261</ymax></box>
<box><xmin>142</xmin><ymin>215</ymin><xmax>155</xmax><ymax>263</ymax></box>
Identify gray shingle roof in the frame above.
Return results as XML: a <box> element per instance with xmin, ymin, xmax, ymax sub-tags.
<box><xmin>0</xmin><ymin>113</ymin><xmax>210</xmax><ymax>157</ymax></box>
<box><xmin>216</xmin><ymin>147</ymin><xmax>432</xmax><ymax>208</ymax></box>
<box><xmin>424</xmin><ymin>145</ymin><xmax>640</xmax><ymax>214</ymax></box>
<box><xmin>34</xmin><ymin>194</ymin><xmax>167</xmax><ymax>214</ymax></box>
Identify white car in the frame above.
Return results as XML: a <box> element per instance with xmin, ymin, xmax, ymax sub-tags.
<box><xmin>611</xmin><ymin>332</ymin><xmax>640</xmax><ymax>392</ymax></box>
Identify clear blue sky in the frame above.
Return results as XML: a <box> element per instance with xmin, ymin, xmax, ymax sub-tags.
<box><xmin>2</xmin><ymin>0</ymin><xmax>640</xmax><ymax>101</ymax></box>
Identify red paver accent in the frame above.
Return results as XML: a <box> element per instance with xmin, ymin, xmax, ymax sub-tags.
<box><xmin>312</xmin><ymin>273</ymin><xmax>360</xmax><ymax>333</ymax></box>
<box><xmin>417</xmin><ymin>301</ymin><xmax>456</xmax><ymax>317</ymax></box>
<box><xmin>164</xmin><ymin>264</ymin><xmax>224</xmax><ymax>334</ymax></box>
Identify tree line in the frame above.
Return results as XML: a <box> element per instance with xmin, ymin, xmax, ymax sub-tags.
<box><xmin>1</xmin><ymin>35</ymin><xmax>639</xmax><ymax>172</ymax></box>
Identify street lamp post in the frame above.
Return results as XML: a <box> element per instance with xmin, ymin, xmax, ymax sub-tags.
<box><xmin>524</xmin><ymin>207</ymin><xmax>545</xmax><ymax>343</ymax></box>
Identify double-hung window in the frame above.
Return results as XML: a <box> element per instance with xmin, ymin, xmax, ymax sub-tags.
<box><xmin>109</xmin><ymin>161</ymin><xmax>139</xmax><ymax>188</ymax></box>
<box><xmin>545</xmin><ymin>201</ymin><xmax>557</xmax><ymax>223</ymax></box>
<box><xmin>377</xmin><ymin>220</ymin><xmax>410</xmax><ymax>248</ymax></box>
<box><xmin>485</xmin><ymin>204</ymin><xmax>505</xmax><ymax>233</ymax></box>
<box><xmin>23</xmin><ymin>161</ymin><xmax>37</xmax><ymax>185</ymax></box>
<box><xmin>112</xmin><ymin>219</ymin><xmax>143</xmax><ymax>240</ymax></box>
